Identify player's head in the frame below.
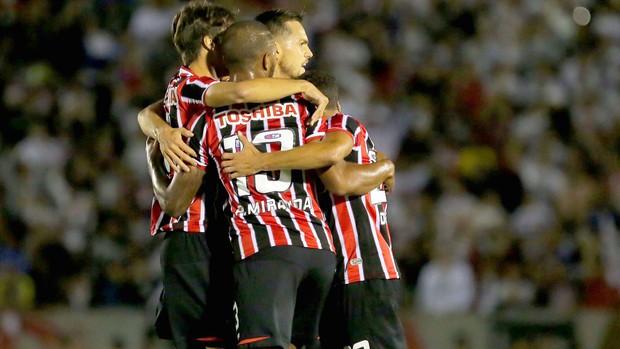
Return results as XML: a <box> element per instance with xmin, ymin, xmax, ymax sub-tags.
<box><xmin>171</xmin><ymin>0</ymin><xmax>236</xmax><ymax>66</ymax></box>
<box><xmin>300</xmin><ymin>70</ymin><xmax>340</xmax><ymax>114</ymax></box>
<box><xmin>216</xmin><ymin>20</ymin><xmax>278</xmax><ymax>78</ymax></box>
<box><xmin>256</xmin><ymin>9</ymin><xmax>312</xmax><ymax>78</ymax></box>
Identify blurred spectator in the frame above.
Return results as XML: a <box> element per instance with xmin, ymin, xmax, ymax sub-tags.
<box><xmin>415</xmin><ymin>244</ymin><xmax>476</xmax><ymax>315</ymax></box>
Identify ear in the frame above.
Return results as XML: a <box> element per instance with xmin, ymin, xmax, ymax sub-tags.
<box><xmin>202</xmin><ymin>36</ymin><xmax>214</xmax><ymax>51</ymax></box>
<box><xmin>263</xmin><ymin>51</ymin><xmax>277</xmax><ymax>75</ymax></box>
<box><xmin>262</xmin><ymin>52</ymin><xmax>270</xmax><ymax>71</ymax></box>
<box><xmin>274</xmin><ymin>42</ymin><xmax>282</xmax><ymax>61</ymax></box>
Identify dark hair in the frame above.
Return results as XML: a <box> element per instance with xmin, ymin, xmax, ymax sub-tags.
<box><xmin>255</xmin><ymin>9</ymin><xmax>303</xmax><ymax>38</ymax></box>
<box><xmin>216</xmin><ymin>20</ymin><xmax>275</xmax><ymax>71</ymax></box>
<box><xmin>171</xmin><ymin>0</ymin><xmax>236</xmax><ymax>65</ymax></box>
<box><xmin>300</xmin><ymin>70</ymin><xmax>339</xmax><ymax>109</ymax></box>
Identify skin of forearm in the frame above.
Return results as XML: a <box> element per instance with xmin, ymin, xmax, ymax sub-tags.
<box><xmin>205</xmin><ymin>78</ymin><xmax>313</xmax><ymax>107</ymax></box>
<box><xmin>137</xmin><ymin>100</ymin><xmax>168</xmax><ymax>140</ymax></box>
<box><xmin>161</xmin><ymin>168</ymin><xmax>203</xmax><ymax>216</ymax></box>
<box><xmin>139</xmin><ymin>78</ymin><xmax>314</xmax><ymax>137</ymax></box>
<box><xmin>259</xmin><ymin>132</ymin><xmax>353</xmax><ymax>171</ymax></box>
<box><xmin>319</xmin><ymin>159</ymin><xmax>394</xmax><ymax>196</ymax></box>
<box><xmin>147</xmin><ymin>153</ymin><xmax>203</xmax><ymax>216</ymax></box>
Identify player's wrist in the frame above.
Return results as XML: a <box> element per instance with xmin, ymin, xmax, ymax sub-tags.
<box><xmin>258</xmin><ymin>151</ymin><xmax>277</xmax><ymax>172</ymax></box>
<box><xmin>299</xmin><ymin>80</ymin><xmax>312</xmax><ymax>94</ymax></box>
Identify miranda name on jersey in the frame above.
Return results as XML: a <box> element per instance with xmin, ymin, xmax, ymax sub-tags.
<box><xmin>235</xmin><ymin>196</ymin><xmax>313</xmax><ymax>217</ymax></box>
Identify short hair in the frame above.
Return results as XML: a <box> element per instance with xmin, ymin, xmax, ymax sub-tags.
<box><xmin>300</xmin><ymin>70</ymin><xmax>339</xmax><ymax>109</ymax></box>
<box><xmin>255</xmin><ymin>9</ymin><xmax>303</xmax><ymax>38</ymax></box>
<box><xmin>216</xmin><ymin>20</ymin><xmax>276</xmax><ymax>71</ymax></box>
<box><xmin>171</xmin><ymin>0</ymin><xmax>236</xmax><ymax>65</ymax></box>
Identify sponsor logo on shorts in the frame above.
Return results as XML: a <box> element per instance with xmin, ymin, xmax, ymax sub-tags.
<box><xmin>350</xmin><ymin>258</ymin><xmax>363</xmax><ymax>266</ymax></box>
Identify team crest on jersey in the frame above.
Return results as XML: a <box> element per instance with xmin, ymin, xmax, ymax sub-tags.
<box><xmin>214</xmin><ymin>102</ymin><xmax>300</xmax><ymax>127</ymax></box>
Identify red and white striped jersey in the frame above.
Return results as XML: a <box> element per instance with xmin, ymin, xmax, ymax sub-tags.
<box><xmin>319</xmin><ymin>113</ymin><xmax>400</xmax><ymax>284</ymax></box>
<box><xmin>204</xmin><ymin>96</ymin><xmax>334</xmax><ymax>260</ymax></box>
<box><xmin>150</xmin><ymin>66</ymin><xmax>229</xmax><ymax>235</ymax></box>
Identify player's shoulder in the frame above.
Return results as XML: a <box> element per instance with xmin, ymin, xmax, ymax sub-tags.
<box><xmin>328</xmin><ymin>113</ymin><xmax>361</xmax><ymax>126</ymax></box>
<box><xmin>176</xmin><ymin>66</ymin><xmax>219</xmax><ymax>85</ymax></box>
<box><xmin>186</xmin><ymin>75</ymin><xmax>219</xmax><ymax>85</ymax></box>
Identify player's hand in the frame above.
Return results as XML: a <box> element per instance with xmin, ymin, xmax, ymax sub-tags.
<box><xmin>158</xmin><ymin>127</ymin><xmax>197</xmax><ymax>173</ymax></box>
<box><xmin>221</xmin><ymin>132</ymin><xmax>262</xmax><ymax>179</ymax></box>
<box><xmin>302</xmin><ymin>83</ymin><xmax>329</xmax><ymax>126</ymax></box>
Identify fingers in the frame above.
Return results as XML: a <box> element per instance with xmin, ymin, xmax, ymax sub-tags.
<box><xmin>179</xmin><ymin>128</ymin><xmax>194</xmax><ymax>138</ymax></box>
<box><xmin>178</xmin><ymin>160</ymin><xmax>191</xmax><ymax>173</ymax></box>
<box><xmin>163</xmin><ymin>152</ymin><xmax>181</xmax><ymax>173</ymax></box>
<box><xmin>237</xmin><ymin>132</ymin><xmax>252</xmax><ymax>147</ymax></box>
<box><xmin>221</xmin><ymin>159</ymin><xmax>233</xmax><ymax>169</ymax></box>
<box><xmin>177</xmin><ymin>149</ymin><xmax>197</xmax><ymax>167</ymax></box>
<box><xmin>221</xmin><ymin>162</ymin><xmax>240</xmax><ymax>179</ymax></box>
<box><xmin>308</xmin><ymin>103</ymin><xmax>326</xmax><ymax>125</ymax></box>
<box><xmin>177</xmin><ymin>141</ymin><xmax>198</xmax><ymax>158</ymax></box>
<box><xmin>163</xmin><ymin>148</ymin><xmax>191</xmax><ymax>172</ymax></box>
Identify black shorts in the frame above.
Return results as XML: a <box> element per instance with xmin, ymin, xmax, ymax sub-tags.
<box><xmin>155</xmin><ymin>231</ymin><xmax>235</xmax><ymax>349</ymax></box>
<box><xmin>233</xmin><ymin>246</ymin><xmax>337</xmax><ymax>349</ymax></box>
<box><xmin>319</xmin><ymin>279</ymin><xmax>407</xmax><ymax>349</ymax></box>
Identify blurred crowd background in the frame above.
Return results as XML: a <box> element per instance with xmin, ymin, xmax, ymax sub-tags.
<box><xmin>1</xmin><ymin>0</ymin><xmax>620</xmax><ymax>348</ymax></box>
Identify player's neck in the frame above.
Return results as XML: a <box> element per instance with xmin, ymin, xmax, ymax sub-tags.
<box><xmin>273</xmin><ymin>67</ymin><xmax>291</xmax><ymax>79</ymax></box>
<box><xmin>188</xmin><ymin>60</ymin><xmax>213</xmax><ymax>79</ymax></box>
<box><xmin>324</xmin><ymin>108</ymin><xmax>338</xmax><ymax>119</ymax></box>
<box><xmin>228</xmin><ymin>69</ymin><xmax>268</xmax><ymax>82</ymax></box>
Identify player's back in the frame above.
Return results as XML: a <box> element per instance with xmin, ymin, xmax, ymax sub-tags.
<box><xmin>150</xmin><ymin>67</ymin><xmax>224</xmax><ymax>235</ymax></box>
<box><xmin>206</xmin><ymin>95</ymin><xmax>333</xmax><ymax>260</ymax></box>
<box><xmin>319</xmin><ymin>113</ymin><xmax>400</xmax><ymax>283</ymax></box>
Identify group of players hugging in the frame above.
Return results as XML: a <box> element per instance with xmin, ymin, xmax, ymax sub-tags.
<box><xmin>138</xmin><ymin>2</ymin><xmax>406</xmax><ymax>349</ymax></box>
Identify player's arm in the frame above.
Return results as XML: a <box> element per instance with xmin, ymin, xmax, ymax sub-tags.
<box><xmin>145</xmin><ymin>138</ymin><xmax>204</xmax><ymax>217</ymax></box>
<box><xmin>317</xmin><ymin>158</ymin><xmax>395</xmax><ymax>196</ymax></box>
<box><xmin>137</xmin><ymin>79</ymin><xmax>328</xmax><ymax>172</ymax></box>
<box><xmin>205</xmin><ymin>78</ymin><xmax>327</xmax><ymax>124</ymax></box>
<box><xmin>138</xmin><ymin>100</ymin><xmax>197</xmax><ymax>173</ymax></box>
<box><xmin>221</xmin><ymin>131</ymin><xmax>354</xmax><ymax>178</ymax></box>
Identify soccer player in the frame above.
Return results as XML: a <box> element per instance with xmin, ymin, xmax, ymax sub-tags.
<box><xmin>141</xmin><ymin>2</ymin><xmax>326</xmax><ymax>349</ymax></box>
<box><xmin>220</xmin><ymin>70</ymin><xmax>407</xmax><ymax>349</ymax></box>
<box><xmin>150</xmin><ymin>9</ymin><xmax>328</xmax><ymax>171</ymax></box>
<box><xmin>162</xmin><ymin>19</ymin><xmax>337</xmax><ymax>349</ymax></box>
<box><xmin>214</xmin><ymin>21</ymin><xmax>338</xmax><ymax>349</ymax></box>
<box><xmin>138</xmin><ymin>8</ymin><xmax>328</xmax><ymax>173</ymax></box>
<box><xmin>255</xmin><ymin>9</ymin><xmax>312</xmax><ymax>79</ymax></box>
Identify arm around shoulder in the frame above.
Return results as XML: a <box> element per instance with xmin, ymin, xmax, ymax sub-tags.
<box><xmin>204</xmin><ymin>78</ymin><xmax>316</xmax><ymax>107</ymax></box>
<box><xmin>319</xmin><ymin>159</ymin><xmax>395</xmax><ymax>196</ymax></box>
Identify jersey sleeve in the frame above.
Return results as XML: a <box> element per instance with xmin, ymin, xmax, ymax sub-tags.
<box><xmin>182</xmin><ymin>76</ymin><xmax>220</xmax><ymax>106</ymax></box>
<box><xmin>305</xmin><ymin>117</ymin><xmax>327</xmax><ymax>143</ymax></box>
<box><xmin>187</xmin><ymin>118</ymin><xmax>210</xmax><ymax>172</ymax></box>
<box><xmin>325</xmin><ymin>114</ymin><xmax>357</xmax><ymax>142</ymax></box>
<box><xmin>180</xmin><ymin>76</ymin><xmax>219</xmax><ymax>171</ymax></box>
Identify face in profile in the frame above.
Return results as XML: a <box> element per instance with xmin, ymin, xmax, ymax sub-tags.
<box><xmin>276</xmin><ymin>20</ymin><xmax>313</xmax><ymax>78</ymax></box>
